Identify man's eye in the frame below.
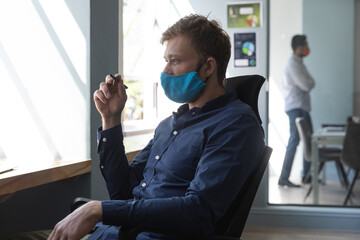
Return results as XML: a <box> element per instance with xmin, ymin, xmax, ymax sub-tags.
<box><xmin>171</xmin><ymin>59</ymin><xmax>179</xmax><ymax>64</ymax></box>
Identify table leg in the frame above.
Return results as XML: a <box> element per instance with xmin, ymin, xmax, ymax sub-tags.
<box><xmin>312</xmin><ymin>138</ymin><xmax>319</xmax><ymax>204</ymax></box>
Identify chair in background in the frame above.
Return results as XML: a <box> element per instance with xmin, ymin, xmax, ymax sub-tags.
<box><xmin>295</xmin><ymin>117</ymin><xmax>348</xmax><ymax>202</ymax></box>
<box><xmin>73</xmin><ymin>75</ymin><xmax>270</xmax><ymax>240</ymax></box>
<box><xmin>341</xmin><ymin>120</ymin><xmax>360</xmax><ymax>206</ymax></box>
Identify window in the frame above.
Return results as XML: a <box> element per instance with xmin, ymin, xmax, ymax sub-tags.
<box><xmin>122</xmin><ymin>0</ymin><xmax>194</xmax><ymax>135</ymax></box>
<box><xmin>0</xmin><ymin>0</ymin><xmax>89</xmax><ymax>163</ymax></box>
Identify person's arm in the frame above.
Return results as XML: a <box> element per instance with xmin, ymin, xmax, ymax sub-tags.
<box><xmin>98</xmin><ymin>124</ymin><xmax>153</xmax><ymax>199</ymax></box>
<box><xmin>95</xmin><ymin>74</ymin><xmax>152</xmax><ymax>199</ymax></box>
<box><xmin>288</xmin><ymin>58</ymin><xmax>315</xmax><ymax>92</ymax></box>
<box><xmin>101</xmin><ymin>113</ymin><xmax>265</xmax><ymax>236</ymax></box>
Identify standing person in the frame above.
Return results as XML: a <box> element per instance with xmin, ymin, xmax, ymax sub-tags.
<box><xmin>278</xmin><ymin>35</ymin><xmax>315</xmax><ymax>188</ymax></box>
<box><xmin>48</xmin><ymin>14</ymin><xmax>265</xmax><ymax>240</ymax></box>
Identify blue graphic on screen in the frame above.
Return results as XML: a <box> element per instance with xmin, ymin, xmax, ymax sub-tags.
<box><xmin>234</xmin><ymin>33</ymin><xmax>256</xmax><ymax>67</ymax></box>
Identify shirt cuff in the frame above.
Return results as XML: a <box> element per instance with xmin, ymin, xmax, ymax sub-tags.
<box><xmin>102</xmin><ymin>200</ymin><xmax>129</xmax><ymax>226</ymax></box>
<box><xmin>97</xmin><ymin>124</ymin><xmax>124</xmax><ymax>153</ymax></box>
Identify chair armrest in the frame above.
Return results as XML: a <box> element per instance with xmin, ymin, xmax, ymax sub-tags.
<box><xmin>71</xmin><ymin>197</ymin><xmax>92</xmax><ymax>212</ymax></box>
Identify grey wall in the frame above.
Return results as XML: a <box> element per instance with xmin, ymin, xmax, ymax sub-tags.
<box><xmin>89</xmin><ymin>0</ymin><xmax>119</xmax><ymax>201</ymax></box>
<box><xmin>304</xmin><ymin>0</ymin><xmax>354</xmax><ymax>130</ymax></box>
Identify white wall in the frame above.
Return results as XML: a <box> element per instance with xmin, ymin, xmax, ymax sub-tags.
<box><xmin>304</xmin><ymin>0</ymin><xmax>354</xmax><ymax>130</ymax></box>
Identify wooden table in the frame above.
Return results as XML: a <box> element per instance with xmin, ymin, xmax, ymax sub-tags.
<box><xmin>0</xmin><ymin>158</ymin><xmax>91</xmax><ymax>202</ymax></box>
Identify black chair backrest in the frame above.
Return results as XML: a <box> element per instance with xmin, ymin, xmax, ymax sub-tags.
<box><xmin>212</xmin><ymin>146</ymin><xmax>272</xmax><ymax>238</ymax></box>
<box><xmin>295</xmin><ymin>117</ymin><xmax>312</xmax><ymax>162</ymax></box>
<box><xmin>209</xmin><ymin>75</ymin><xmax>270</xmax><ymax>238</ymax></box>
<box><xmin>225</xmin><ymin>75</ymin><xmax>265</xmax><ymax>125</ymax></box>
<box><xmin>342</xmin><ymin>121</ymin><xmax>360</xmax><ymax>170</ymax></box>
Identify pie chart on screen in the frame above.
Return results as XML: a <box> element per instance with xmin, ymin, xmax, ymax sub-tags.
<box><xmin>242</xmin><ymin>41</ymin><xmax>255</xmax><ymax>56</ymax></box>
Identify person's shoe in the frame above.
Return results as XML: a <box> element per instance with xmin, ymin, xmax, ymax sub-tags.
<box><xmin>278</xmin><ymin>179</ymin><xmax>301</xmax><ymax>188</ymax></box>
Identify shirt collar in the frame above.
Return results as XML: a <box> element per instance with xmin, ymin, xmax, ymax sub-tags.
<box><xmin>172</xmin><ymin>91</ymin><xmax>237</xmax><ymax>119</ymax></box>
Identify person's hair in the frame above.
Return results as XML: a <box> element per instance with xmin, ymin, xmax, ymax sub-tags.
<box><xmin>161</xmin><ymin>14</ymin><xmax>231</xmax><ymax>85</ymax></box>
<box><xmin>291</xmin><ymin>35</ymin><xmax>307</xmax><ymax>52</ymax></box>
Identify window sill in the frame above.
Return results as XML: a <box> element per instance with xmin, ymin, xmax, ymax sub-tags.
<box><xmin>0</xmin><ymin>158</ymin><xmax>91</xmax><ymax>201</ymax></box>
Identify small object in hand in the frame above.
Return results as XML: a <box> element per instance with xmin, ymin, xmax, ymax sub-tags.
<box><xmin>110</xmin><ymin>74</ymin><xmax>128</xmax><ymax>89</ymax></box>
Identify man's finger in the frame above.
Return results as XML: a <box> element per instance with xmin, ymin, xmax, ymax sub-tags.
<box><xmin>94</xmin><ymin>90</ymin><xmax>108</xmax><ymax>104</ymax></box>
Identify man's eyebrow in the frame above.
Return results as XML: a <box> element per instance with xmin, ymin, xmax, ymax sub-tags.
<box><xmin>164</xmin><ymin>54</ymin><xmax>181</xmax><ymax>59</ymax></box>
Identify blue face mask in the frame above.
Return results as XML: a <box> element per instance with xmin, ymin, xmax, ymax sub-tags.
<box><xmin>160</xmin><ymin>71</ymin><xmax>206</xmax><ymax>103</ymax></box>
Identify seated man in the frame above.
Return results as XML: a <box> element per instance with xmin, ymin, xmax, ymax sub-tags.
<box><xmin>49</xmin><ymin>14</ymin><xmax>265</xmax><ymax>240</ymax></box>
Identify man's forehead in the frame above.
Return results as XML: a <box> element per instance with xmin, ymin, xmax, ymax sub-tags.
<box><xmin>163</xmin><ymin>36</ymin><xmax>197</xmax><ymax>58</ymax></box>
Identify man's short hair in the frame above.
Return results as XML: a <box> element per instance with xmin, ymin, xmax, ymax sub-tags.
<box><xmin>161</xmin><ymin>14</ymin><xmax>231</xmax><ymax>86</ymax></box>
<box><xmin>291</xmin><ymin>35</ymin><xmax>307</xmax><ymax>52</ymax></box>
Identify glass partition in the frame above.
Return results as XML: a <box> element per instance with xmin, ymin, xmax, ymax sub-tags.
<box><xmin>268</xmin><ymin>0</ymin><xmax>357</xmax><ymax>207</ymax></box>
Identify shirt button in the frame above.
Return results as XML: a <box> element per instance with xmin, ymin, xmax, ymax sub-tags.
<box><xmin>102</xmin><ymin>138</ymin><xmax>107</xmax><ymax>142</ymax></box>
<box><xmin>173</xmin><ymin>131</ymin><xmax>178</xmax><ymax>135</ymax></box>
<box><xmin>100</xmin><ymin>165</ymin><xmax>104</xmax><ymax>169</ymax></box>
<box><xmin>141</xmin><ymin>183</ymin><xmax>146</xmax><ymax>188</ymax></box>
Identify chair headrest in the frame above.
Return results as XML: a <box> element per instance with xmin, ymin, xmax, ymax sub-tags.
<box><xmin>225</xmin><ymin>75</ymin><xmax>265</xmax><ymax>124</ymax></box>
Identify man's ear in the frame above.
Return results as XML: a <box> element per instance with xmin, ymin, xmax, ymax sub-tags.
<box><xmin>204</xmin><ymin>57</ymin><xmax>216</xmax><ymax>78</ymax></box>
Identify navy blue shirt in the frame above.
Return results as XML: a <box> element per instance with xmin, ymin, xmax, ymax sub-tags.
<box><xmin>93</xmin><ymin>91</ymin><xmax>264</xmax><ymax>239</ymax></box>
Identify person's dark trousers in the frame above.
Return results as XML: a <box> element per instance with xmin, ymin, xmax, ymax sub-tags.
<box><xmin>279</xmin><ymin>108</ymin><xmax>313</xmax><ymax>182</ymax></box>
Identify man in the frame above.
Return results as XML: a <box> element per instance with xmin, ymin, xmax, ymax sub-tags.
<box><xmin>49</xmin><ymin>14</ymin><xmax>264</xmax><ymax>240</ymax></box>
<box><xmin>278</xmin><ymin>35</ymin><xmax>315</xmax><ymax>188</ymax></box>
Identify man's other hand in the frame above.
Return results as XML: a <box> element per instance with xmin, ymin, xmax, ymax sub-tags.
<box><xmin>48</xmin><ymin>201</ymin><xmax>102</xmax><ymax>240</ymax></box>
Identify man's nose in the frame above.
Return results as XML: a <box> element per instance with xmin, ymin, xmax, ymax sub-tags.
<box><xmin>163</xmin><ymin>63</ymin><xmax>171</xmax><ymax>75</ymax></box>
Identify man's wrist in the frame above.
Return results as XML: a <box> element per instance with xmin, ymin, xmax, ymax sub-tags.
<box><xmin>102</xmin><ymin>117</ymin><xmax>121</xmax><ymax>130</ymax></box>
<box><xmin>88</xmin><ymin>201</ymin><xmax>103</xmax><ymax>223</ymax></box>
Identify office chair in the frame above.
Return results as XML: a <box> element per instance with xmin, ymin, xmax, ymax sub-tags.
<box><xmin>341</xmin><ymin>120</ymin><xmax>360</xmax><ymax>206</ymax></box>
<box><xmin>225</xmin><ymin>75</ymin><xmax>264</xmax><ymax>125</ymax></box>
<box><xmin>73</xmin><ymin>75</ymin><xmax>271</xmax><ymax>239</ymax></box>
<box><xmin>295</xmin><ymin>117</ymin><xmax>348</xmax><ymax>202</ymax></box>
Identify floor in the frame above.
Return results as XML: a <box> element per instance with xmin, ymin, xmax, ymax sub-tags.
<box><xmin>242</xmin><ymin>225</ymin><xmax>360</xmax><ymax>240</ymax></box>
<box><xmin>267</xmin><ymin>128</ymin><xmax>360</xmax><ymax>206</ymax></box>
<box><xmin>268</xmin><ymin>162</ymin><xmax>360</xmax><ymax>206</ymax></box>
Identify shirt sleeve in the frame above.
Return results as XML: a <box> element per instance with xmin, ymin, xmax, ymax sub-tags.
<box><xmin>101</xmin><ymin>114</ymin><xmax>265</xmax><ymax>236</ymax></box>
<box><xmin>288</xmin><ymin>58</ymin><xmax>315</xmax><ymax>92</ymax></box>
<box><xmin>97</xmin><ymin>124</ymin><xmax>152</xmax><ymax>200</ymax></box>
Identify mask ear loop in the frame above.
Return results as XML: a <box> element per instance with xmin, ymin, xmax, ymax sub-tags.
<box><xmin>196</xmin><ymin>58</ymin><xmax>208</xmax><ymax>72</ymax></box>
<box><xmin>196</xmin><ymin>57</ymin><xmax>210</xmax><ymax>83</ymax></box>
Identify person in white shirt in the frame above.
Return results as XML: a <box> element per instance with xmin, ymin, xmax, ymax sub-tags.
<box><xmin>279</xmin><ymin>35</ymin><xmax>315</xmax><ymax>188</ymax></box>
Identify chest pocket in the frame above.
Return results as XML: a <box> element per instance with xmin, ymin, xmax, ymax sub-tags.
<box><xmin>156</xmin><ymin>132</ymin><xmax>204</xmax><ymax>182</ymax></box>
